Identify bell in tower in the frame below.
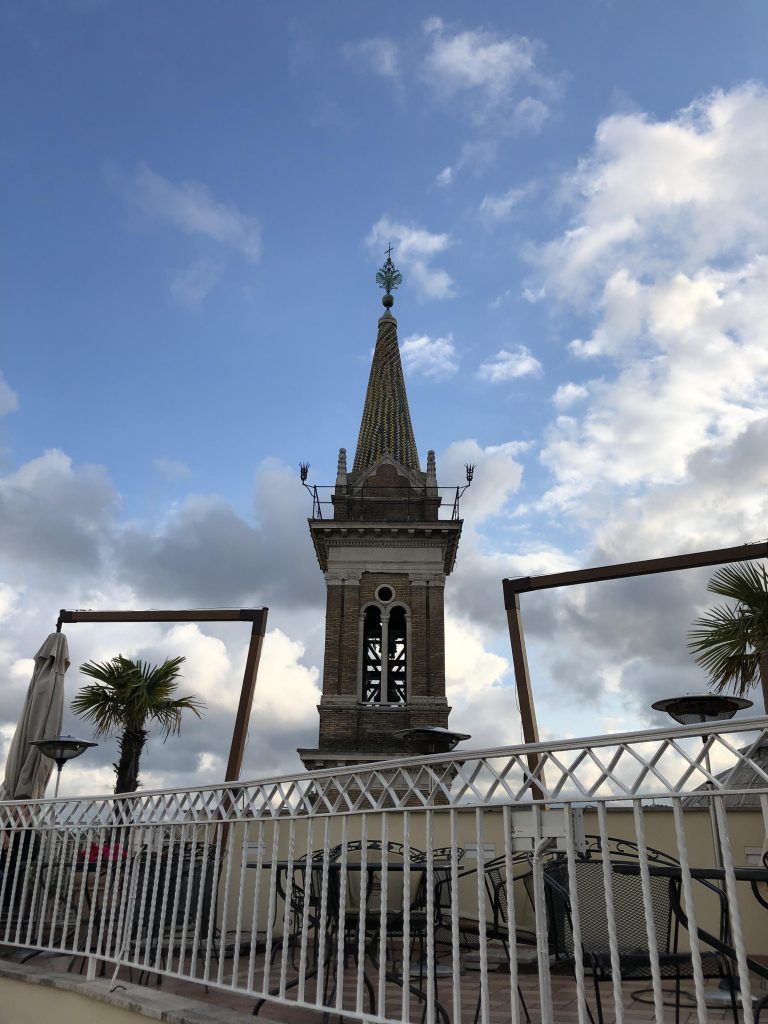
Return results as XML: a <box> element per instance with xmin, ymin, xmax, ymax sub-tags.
<box><xmin>298</xmin><ymin>252</ymin><xmax>468</xmax><ymax>770</ymax></box>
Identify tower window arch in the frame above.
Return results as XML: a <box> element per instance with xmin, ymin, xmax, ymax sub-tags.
<box><xmin>387</xmin><ymin>605</ymin><xmax>407</xmax><ymax>703</ymax></box>
<box><xmin>361</xmin><ymin>601</ymin><xmax>409</xmax><ymax>705</ymax></box>
<box><xmin>362</xmin><ymin>606</ymin><xmax>383</xmax><ymax>703</ymax></box>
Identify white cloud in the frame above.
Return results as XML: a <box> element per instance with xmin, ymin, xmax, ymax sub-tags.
<box><xmin>435</xmin><ymin>166</ymin><xmax>453</xmax><ymax>187</ymax></box>
<box><xmin>537</xmin><ymin>83</ymin><xmax>768</xmax><ymax>302</ymax></box>
<box><xmin>478</xmin><ymin>345</ymin><xmax>542</xmax><ymax>382</ymax></box>
<box><xmin>422</xmin><ymin>17</ymin><xmax>553</xmax><ymax>128</ymax></box>
<box><xmin>0</xmin><ymin>449</ymin><xmax>326</xmax><ymax>794</ymax></box>
<box><xmin>367</xmin><ymin>217</ymin><xmax>454</xmax><ymax>299</ymax></box>
<box><xmin>0</xmin><ymin>373</ymin><xmax>18</xmax><ymax>416</ymax></box>
<box><xmin>479</xmin><ymin>185</ymin><xmax>528</xmax><ymax>223</ymax></box>
<box><xmin>0</xmin><ymin>449</ymin><xmax>118</xmax><ymax>579</ymax></box>
<box><xmin>251</xmin><ymin>629</ymin><xmax>321</xmax><ymax>727</ymax></box>
<box><xmin>533</xmin><ymin>85</ymin><xmax>768</xmax><ymax>509</ymax></box>
<box><xmin>342</xmin><ymin>37</ymin><xmax>399</xmax><ymax>78</ymax></box>
<box><xmin>439</xmin><ymin>439</ymin><xmax>526</xmax><ymax>525</ymax></box>
<box><xmin>169</xmin><ymin>258</ymin><xmax>225</xmax><ymax>311</ymax></box>
<box><xmin>552</xmin><ymin>383</ymin><xmax>588</xmax><ymax>409</ymax></box>
<box><xmin>483</xmin><ymin>83</ymin><xmax>768</xmax><ymax>728</ymax></box>
<box><xmin>114</xmin><ymin>162</ymin><xmax>262</xmax><ymax>262</ymax></box>
<box><xmin>401</xmin><ymin>334</ymin><xmax>458</xmax><ymax>380</ymax></box>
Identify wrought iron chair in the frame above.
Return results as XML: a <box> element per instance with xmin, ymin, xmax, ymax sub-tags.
<box><xmin>432</xmin><ymin>853</ymin><xmax>531</xmax><ymax>1024</ymax></box>
<box><xmin>533</xmin><ymin>837</ymin><xmax>739</xmax><ymax>1024</ymax></box>
<box><xmin>0</xmin><ymin>829</ymin><xmax>42</xmax><ymax>945</ymax></box>
<box><xmin>125</xmin><ymin>839</ymin><xmax>220</xmax><ymax>984</ymax></box>
<box><xmin>339</xmin><ymin>839</ymin><xmax>426</xmax><ymax>969</ymax></box>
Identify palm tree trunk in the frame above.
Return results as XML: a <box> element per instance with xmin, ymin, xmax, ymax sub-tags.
<box><xmin>114</xmin><ymin>727</ymin><xmax>147</xmax><ymax>794</ymax></box>
<box><xmin>759</xmin><ymin>651</ymin><xmax>768</xmax><ymax>715</ymax></box>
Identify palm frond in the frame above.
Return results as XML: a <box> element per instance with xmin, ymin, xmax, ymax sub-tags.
<box><xmin>688</xmin><ymin>561</ymin><xmax>768</xmax><ymax>698</ymax></box>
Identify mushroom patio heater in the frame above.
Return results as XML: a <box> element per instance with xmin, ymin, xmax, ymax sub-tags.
<box><xmin>651</xmin><ymin>693</ymin><xmax>752</xmax><ymax>729</ymax></box>
<box><xmin>30</xmin><ymin>734</ymin><xmax>98</xmax><ymax>798</ymax></box>
<box><xmin>652</xmin><ymin>693</ymin><xmax>752</xmax><ymax>872</ymax></box>
<box><xmin>393</xmin><ymin>725</ymin><xmax>471</xmax><ymax>756</ymax></box>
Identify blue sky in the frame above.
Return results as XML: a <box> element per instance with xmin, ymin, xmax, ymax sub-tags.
<box><xmin>2</xmin><ymin>2</ymin><xmax>768</xmax><ymax>794</ymax></box>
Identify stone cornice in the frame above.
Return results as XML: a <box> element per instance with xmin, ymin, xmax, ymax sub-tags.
<box><xmin>308</xmin><ymin>519</ymin><xmax>462</xmax><ymax>575</ymax></box>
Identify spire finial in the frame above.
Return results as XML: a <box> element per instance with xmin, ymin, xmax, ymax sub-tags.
<box><xmin>376</xmin><ymin>246</ymin><xmax>402</xmax><ymax>310</ymax></box>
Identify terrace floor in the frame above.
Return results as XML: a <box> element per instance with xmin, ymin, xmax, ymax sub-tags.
<box><xmin>3</xmin><ymin>943</ymin><xmax>764</xmax><ymax>1024</ymax></box>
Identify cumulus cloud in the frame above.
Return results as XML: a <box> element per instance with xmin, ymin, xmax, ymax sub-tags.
<box><xmin>502</xmin><ymin>83</ymin><xmax>768</xmax><ymax>728</ymax></box>
<box><xmin>0</xmin><ymin>450</ymin><xmax>326</xmax><ymax>794</ymax></box>
<box><xmin>552</xmin><ymin>383</ymin><xmax>588</xmax><ymax>409</ymax></box>
<box><xmin>0</xmin><ymin>449</ymin><xmax>118</xmax><ymax>581</ymax></box>
<box><xmin>478</xmin><ymin>346</ymin><xmax>542</xmax><ymax>382</ymax></box>
<box><xmin>422</xmin><ymin>17</ymin><xmax>557</xmax><ymax>129</ymax></box>
<box><xmin>401</xmin><ymin>334</ymin><xmax>458</xmax><ymax>380</ymax></box>
<box><xmin>536</xmin><ymin>83</ymin><xmax>768</xmax><ymax>302</ymax></box>
<box><xmin>439</xmin><ymin>439</ymin><xmax>527</xmax><ymax>526</ymax></box>
<box><xmin>533</xmin><ymin>85</ymin><xmax>768</xmax><ymax>510</ymax></box>
<box><xmin>367</xmin><ymin>217</ymin><xmax>454</xmax><ymax>299</ymax></box>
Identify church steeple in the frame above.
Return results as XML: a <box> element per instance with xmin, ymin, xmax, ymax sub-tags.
<box><xmin>353</xmin><ymin>251</ymin><xmax>420</xmax><ymax>473</ymax></box>
<box><xmin>298</xmin><ymin>251</ymin><xmax>465</xmax><ymax>771</ymax></box>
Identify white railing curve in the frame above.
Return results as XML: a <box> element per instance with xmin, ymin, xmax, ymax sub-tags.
<box><xmin>0</xmin><ymin>717</ymin><xmax>766</xmax><ymax>1024</ymax></box>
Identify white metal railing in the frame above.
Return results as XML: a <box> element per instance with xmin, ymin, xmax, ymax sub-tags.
<box><xmin>1</xmin><ymin>717</ymin><xmax>767</xmax><ymax>1024</ymax></box>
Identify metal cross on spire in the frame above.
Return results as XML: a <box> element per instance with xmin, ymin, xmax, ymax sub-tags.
<box><xmin>376</xmin><ymin>246</ymin><xmax>402</xmax><ymax>303</ymax></box>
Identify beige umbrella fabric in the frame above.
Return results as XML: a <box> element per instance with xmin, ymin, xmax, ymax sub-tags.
<box><xmin>0</xmin><ymin>632</ymin><xmax>69</xmax><ymax>801</ymax></box>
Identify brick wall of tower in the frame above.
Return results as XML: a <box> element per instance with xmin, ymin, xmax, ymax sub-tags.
<box><xmin>316</xmin><ymin>568</ymin><xmax>450</xmax><ymax>752</ymax></box>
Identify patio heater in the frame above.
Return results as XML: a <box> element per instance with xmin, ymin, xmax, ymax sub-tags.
<box><xmin>30</xmin><ymin>734</ymin><xmax>98</xmax><ymax>798</ymax></box>
<box><xmin>393</xmin><ymin>725</ymin><xmax>471</xmax><ymax>756</ymax></box>
<box><xmin>651</xmin><ymin>694</ymin><xmax>752</xmax><ymax>868</ymax></box>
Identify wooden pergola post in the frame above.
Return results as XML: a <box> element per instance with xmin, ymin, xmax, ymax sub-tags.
<box><xmin>56</xmin><ymin>607</ymin><xmax>269</xmax><ymax>784</ymax></box>
<box><xmin>503</xmin><ymin>540</ymin><xmax>768</xmax><ymax>748</ymax></box>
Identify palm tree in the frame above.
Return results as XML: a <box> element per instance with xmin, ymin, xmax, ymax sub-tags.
<box><xmin>72</xmin><ymin>655</ymin><xmax>205</xmax><ymax>793</ymax></box>
<box><xmin>687</xmin><ymin>561</ymin><xmax>768</xmax><ymax>713</ymax></box>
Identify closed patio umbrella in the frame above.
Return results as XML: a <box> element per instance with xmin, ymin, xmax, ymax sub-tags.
<box><xmin>0</xmin><ymin>632</ymin><xmax>69</xmax><ymax>800</ymax></box>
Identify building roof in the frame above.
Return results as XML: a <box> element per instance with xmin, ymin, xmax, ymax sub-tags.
<box><xmin>682</xmin><ymin>739</ymin><xmax>768</xmax><ymax>809</ymax></box>
<box><xmin>352</xmin><ymin>310</ymin><xmax>420</xmax><ymax>473</ymax></box>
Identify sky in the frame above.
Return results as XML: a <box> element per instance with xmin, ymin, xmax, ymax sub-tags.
<box><xmin>2</xmin><ymin>1</ymin><xmax>768</xmax><ymax>797</ymax></box>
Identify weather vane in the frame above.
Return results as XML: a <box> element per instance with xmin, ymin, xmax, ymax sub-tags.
<box><xmin>376</xmin><ymin>245</ymin><xmax>402</xmax><ymax>308</ymax></box>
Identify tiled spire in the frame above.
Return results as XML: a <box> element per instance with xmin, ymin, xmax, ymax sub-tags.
<box><xmin>353</xmin><ymin>252</ymin><xmax>420</xmax><ymax>473</ymax></box>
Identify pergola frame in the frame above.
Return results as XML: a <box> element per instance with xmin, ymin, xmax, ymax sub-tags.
<box><xmin>56</xmin><ymin>607</ymin><xmax>268</xmax><ymax>783</ymax></box>
<box><xmin>503</xmin><ymin>540</ymin><xmax>768</xmax><ymax>748</ymax></box>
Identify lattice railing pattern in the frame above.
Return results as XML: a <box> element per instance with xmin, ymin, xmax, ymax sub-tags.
<box><xmin>0</xmin><ymin>717</ymin><xmax>766</xmax><ymax>830</ymax></box>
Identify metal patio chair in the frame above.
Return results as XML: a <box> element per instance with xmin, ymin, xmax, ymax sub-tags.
<box><xmin>534</xmin><ymin>837</ymin><xmax>739</xmax><ymax>1024</ymax></box>
<box><xmin>433</xmin><ymin>853</ymin><xmax>531</xmax><ymax>1024</ymax></box>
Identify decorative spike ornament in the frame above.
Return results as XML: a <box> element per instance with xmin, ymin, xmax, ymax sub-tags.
<box><xmin>336</xmin><ymin>447</ymin><xmax>348</xmax><ymax>486</ymax></box>
<box><xmin>426</xmin><ymin>450</ymin><xmax>437</xmax><ymax>489</ymax></box>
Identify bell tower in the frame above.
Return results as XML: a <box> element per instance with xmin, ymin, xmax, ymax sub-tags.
<box><xmin>298</xmin><ymin>253</ymin><xmax>466</xmax><ymax>770</ymax></box>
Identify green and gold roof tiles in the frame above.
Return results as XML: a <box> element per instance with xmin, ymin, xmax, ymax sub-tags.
<box><xmin>352</xmin><ymin>312</ymin><xmax>420</xmax><ymax>473</ymax></box>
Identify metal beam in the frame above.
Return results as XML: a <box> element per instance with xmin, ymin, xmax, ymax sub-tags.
<box><xmin>503</xmin><ymin>541</ymin><xmax>768</xmax><ymax>603</ymax></box>
<box><xmin>224</xmin><ymin>612</ymin><xmax>268</xmax><ymax>783</ymax></box>
<box><xmin>56</xmin><ymin>607</ymin><xmax>269</xmax><ymax>784</ymax></box>
<box><xmin>501</xmin><ymin>540</ymin><xmax>768</xmax><ymax>779</ymax></box>
<box><xmin>506</xmin><ymin>593</ymin><xmax>545</xmax><ymax>798</ymax></box>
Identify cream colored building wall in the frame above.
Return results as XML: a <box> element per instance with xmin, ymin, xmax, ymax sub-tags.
<box><xmin>217</xmin><ymin>806</ymin><xmax>766</xmax><ymax>958</ymax></box>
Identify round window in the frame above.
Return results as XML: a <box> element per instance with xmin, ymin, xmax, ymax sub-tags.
<box><xmin>376</xmin><ymin>585</ymin><xmax>394</xmax><ymax>603</ymax></box>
